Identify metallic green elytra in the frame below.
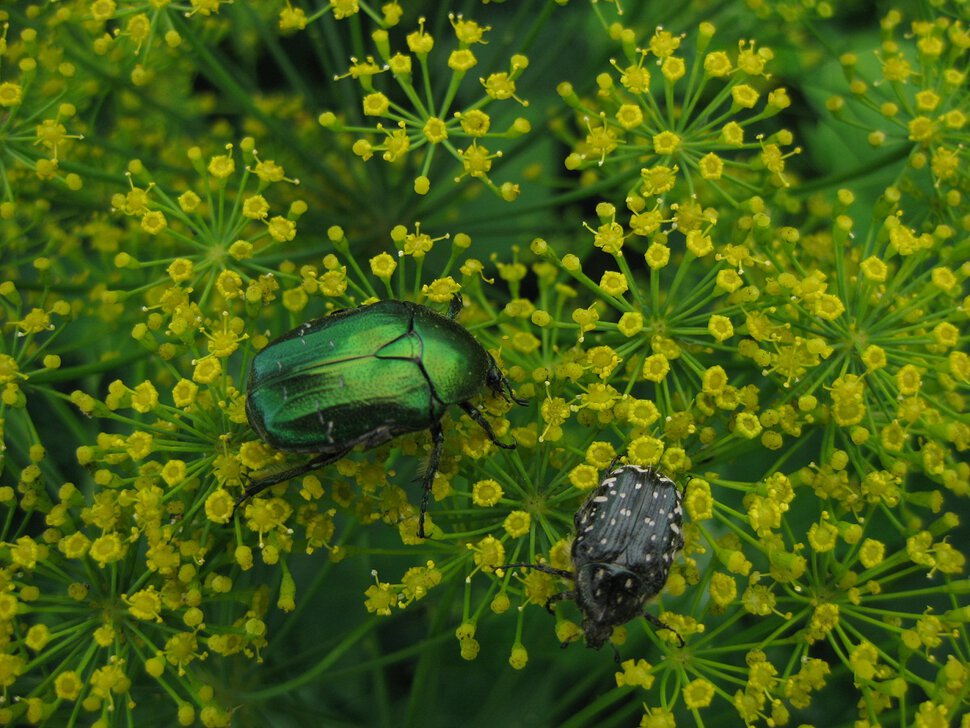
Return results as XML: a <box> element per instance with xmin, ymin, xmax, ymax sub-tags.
<box><xmin>241</xmin><ymin>298</ymin><xmax>526</xmax><ymax>536</ymax></box>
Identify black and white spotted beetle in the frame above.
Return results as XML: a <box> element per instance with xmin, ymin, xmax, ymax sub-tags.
<box><xmin>505</xmin><ymin>464</ymin><xmax>684</xmax><ymax>650</ymax></box>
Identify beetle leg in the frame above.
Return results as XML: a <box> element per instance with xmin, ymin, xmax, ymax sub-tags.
<box><xmin>416</xmin><ymin>421</ymin><xmax>445</xmax><ymax>539</ymax></box>
<box><xmin>235</xmin><ymin>448</ymin><xmax>351</xmax><ymax>512</ymax></box>
<box><xmin>498</xmin><ymin>563</ymin><xmax>574</xmax><ymax>580</ymax></box>
<box><xmin>544</xmin><ymin>589</ymin><xmax>577</xmax><ymax>615</ymax></box>
<box><xmin>499</xmin><ymin>373</ymin><xmax>528</xmax><ymax>407</ymax></box>
<box><xmin>498</xmin><ymin>563</ymin><xmax>575</xmax><ymax>614</ymax></box>
<box><xmin>643</xmin><ymin>611</ymin><xmax>685</xmax><ymax>647</ymax></box>
<box><xmin>459</xmin><ymin>401</ymin><xmax>516</xmax><ymax>449</ymax></box>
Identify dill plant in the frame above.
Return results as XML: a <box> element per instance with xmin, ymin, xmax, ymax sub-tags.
<box><xmin>0</xmin><ymin>1</ymin><xmax>966</xmax><ymax>726</ymax></box>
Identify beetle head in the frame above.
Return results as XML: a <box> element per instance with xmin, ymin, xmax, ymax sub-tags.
<box><xmin>574</xmin><ymin>561</ymin><xmax>648</xmax><ymax>650</ymax></box>
<box><xmin>485</xmin><ymin>354</ymin><xmax>528</xmax><ymax>406</ymax></box>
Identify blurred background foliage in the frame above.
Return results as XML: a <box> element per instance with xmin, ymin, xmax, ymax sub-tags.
<box><xmin>0</xmin><ymin>0</ymin><xmax>967</xmax><ymax>726</ymax></box>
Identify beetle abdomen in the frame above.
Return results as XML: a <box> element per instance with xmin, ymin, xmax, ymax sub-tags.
<box><xmin>573</xmin><ymin>466</ymin><xmax>683</xmax><ymax>581</ymax></box>
<box><xmin>248</xmin><ymin>300</ymin><xmax>416</xmax><ymax>391</ymax></box>
<box><xmin>247</xmin><ymin>356</ymin><xmax>436</xmax><ymax>451</ymax></box>
<box><xmin>570</xmin><ymin>465</ymin><xmax>684</xmax><ymax>648</ymax></box>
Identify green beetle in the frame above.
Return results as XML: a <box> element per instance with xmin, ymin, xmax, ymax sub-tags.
<box><xmin>241</xmin><ymin>297</ymin><xmax>526</xmax><ymax>537</ymax></box>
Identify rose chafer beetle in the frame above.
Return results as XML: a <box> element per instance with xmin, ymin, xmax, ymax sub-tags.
<box><xmin>505</xmin><ymin>464</ymin><xmax>684</xmax><ymax>650</ymax></box>
<box><xmin>241</xmin><ymin>297</ymin><xmax>526</xmax><ymax>537</ymax></box>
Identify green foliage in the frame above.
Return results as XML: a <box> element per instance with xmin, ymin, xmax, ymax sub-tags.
<box><xmin>0</xmin><ymin>1</ymin><xmax>967</xmax><ymax>726</ymax></box>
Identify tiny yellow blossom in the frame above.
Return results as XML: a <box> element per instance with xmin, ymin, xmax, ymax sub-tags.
<box><xmin>683</xmin><ymin>678</ymin><xmax>715</xmax><ymax>708</ymax></box>
<box><xmin>472</xmin><ymin>479</ymin><xmax>503</xmax><ymax>506</ymax></box>
<box><xmin>615</xmin><ymin>658</ymin><xmax>655</xmax><ymax>690</ymax></box>
<box><xmin>569</xmin><ymin>463</ymin><xmax>600</xmax><ymax>490</ymax></box>
<box><xmin>503</xmin><ymin>511</ymin><xmax>531</xmax><ymax>538</ymax></box>
<box><xmin>642</xmin><ymin>354</ymin><xmax>670</xmax><ymax>382</ymax></box>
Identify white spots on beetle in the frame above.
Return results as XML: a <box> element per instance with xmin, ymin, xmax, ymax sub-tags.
<box><xmin>595</xmin><ymin>588</ymin><xmax>603</xmax><ymax>597</ymax></box>
<box><xmin>645</xmin><ymin>517</ymin><xmax>654</xmax><ymax>526</ymax></box>
<box><xmin>593</xmin><ymin>495</ymin><xmax>608</xmax><ymax>503</ymax></box>
<box><xmin>652</xmin><ymin>490</ymin><xmax>659</xmax><ymax>498</ymax></box>
<box><xmin>584</xmin><ymin>524</ymin><xmax>594</xmax><ymax>532</ymax></box>
<box><xmin>624</xmin><ymin>578</ymin><xmax>633</xmax><ymax>588</ymax></box>
<box><xmin>650</xmin><ymin>534</ymin><xmax>657</xmax><ymax>542</ymax></box>
<box><xmin>609</xmin><ymin>489</ymin><xmax>617</xmax><ymax>496</ymax></box>
<box><xmin>600</xmin><ymin>537</ymin><xmax>608</xmax><ymax>544</ymax></box>
<box><xmin>634</xmin><ymin>482</ymin><xmax>642</xmax><ymax>490</ymax></box>
<box><xmin>610</xmin><ymin>518</ymin><xmax>616</xmax><ymax>526</ymax></box>
<box><xmin>645</xmin><ymin>553</ymin><xmax>653</xmax><ymax>561</ymax></box>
